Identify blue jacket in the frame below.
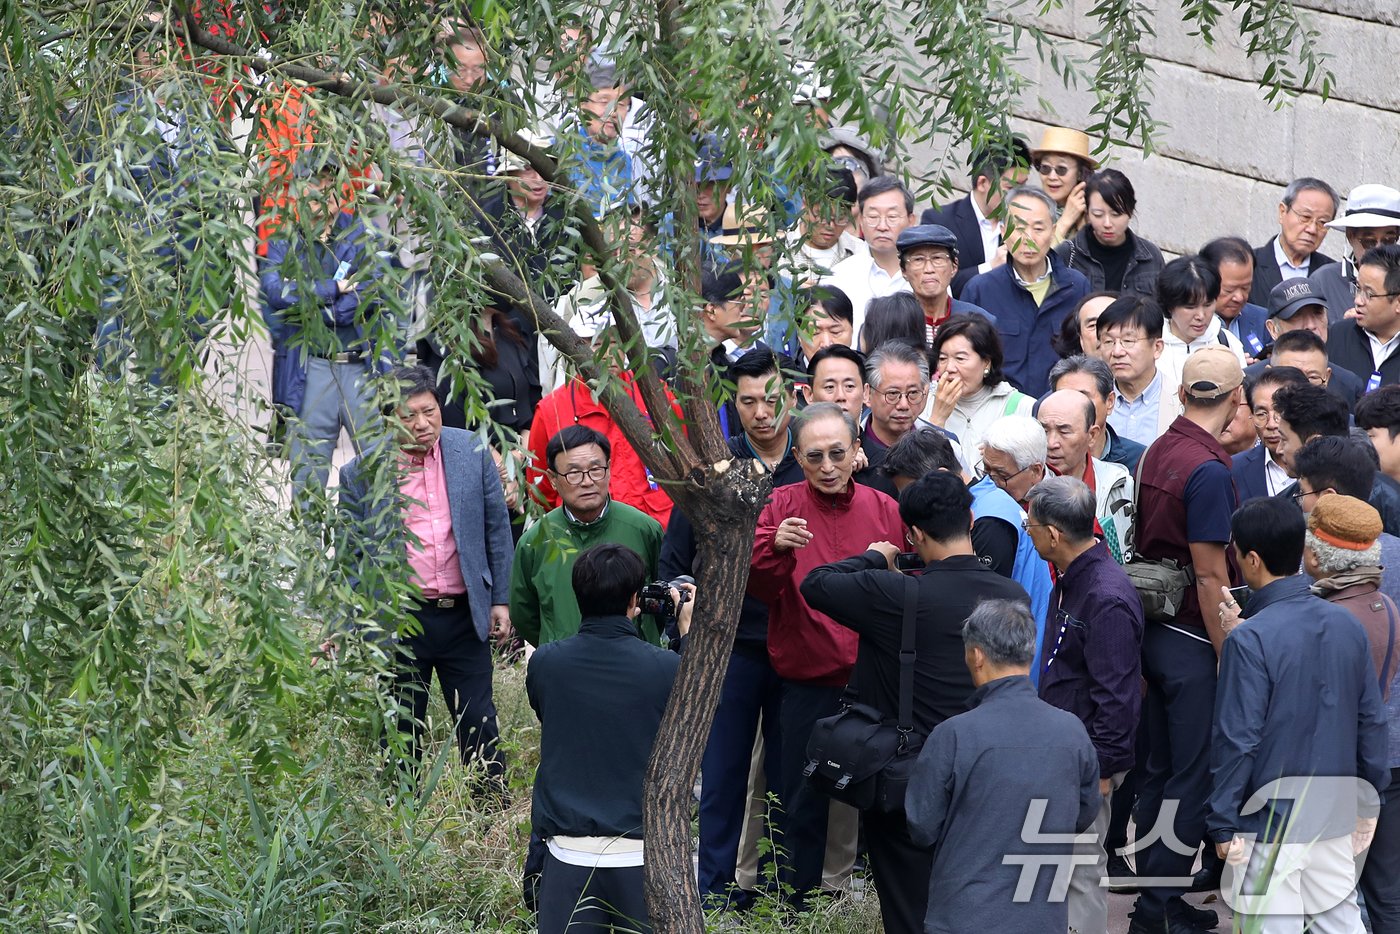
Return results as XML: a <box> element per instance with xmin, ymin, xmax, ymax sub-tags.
<box><xmin>1039</xmin><ymin>542</ymin><xmax>1144</xmax><ymax>777</ymax></box>
<box><xmin>1225</xmin><ymin>302</ymin><xmax>1272</xmax><ymax>356</ymax></box>
<box><xmin>1208</xmin><ymin>576</ymin><xmax>1390</xmax><ymax>843</ymax></box>
<box><xmin>338</xmin><ymin>428</ymin><xmax>515</xmax><ymax>642</ymax></box>
<box><xmin>907</xmin><ymin>676</ymin><xmax>1098</xmax><ymax>934</ymax></box>
<box><xmin>961</xmin><ymin>254</ymin><xmax>1091</xmax><ymax>398</ymax></box>
<box><xmin>1231</xmin><ymin>445</ymin><xmax>1269</xmax><ymax>503</ymax></box>
<box><xmin>969</xmin><ymin>475</ymin><xmax>1053</xmax><ymax>680</ymax></box>
<box><xmin>260</xmin><ymin>212</ymin><xmax>399</xmax><ymax>413</ymax></box>
<box><xmin>563</xmin><ymin>124</ymin><xmax>633</xmax><ymax>215</ymax></box>
<box><xmin>1101</xmin><ymin>424</ymin><xmax>1146</xmax><ymax>474</ymax></box>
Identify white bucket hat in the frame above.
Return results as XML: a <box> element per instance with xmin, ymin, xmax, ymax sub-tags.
<box><xmin>1328</xmin><ymin>184</ymin><xmax>1400</xmax><ymax>229</ymax></box>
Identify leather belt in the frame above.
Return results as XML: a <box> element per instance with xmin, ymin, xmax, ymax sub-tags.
<box><xmin>417</xmin><ymin>595</ymin><xmax>465</xmax><ymax>609</ymax></box>
<box><xmin>313</xmin><ymin>351</ymin><xmax>365</xmax><ymax>364</ymax></box>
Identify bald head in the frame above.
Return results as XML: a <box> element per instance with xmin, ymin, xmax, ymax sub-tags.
<box><xmin>1038</xmin><ymin>390</ymin><xmax>1099</xmax><ymax>479</ymax></box>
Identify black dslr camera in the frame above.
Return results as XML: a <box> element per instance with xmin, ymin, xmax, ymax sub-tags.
<box><xmin>639</xmin><ymin>575</ymin><xmax>695</xmax><ymax>618</ymax></box>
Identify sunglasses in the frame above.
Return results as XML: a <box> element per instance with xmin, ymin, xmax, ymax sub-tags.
<box><xmin>1035</xmin><ymin>162</ymin><xmax>1073</xmax><ymax>178</ymax></box>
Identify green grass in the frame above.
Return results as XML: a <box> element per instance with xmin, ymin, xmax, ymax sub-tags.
<box><xmin>1</xmin><ymin>653</ymin><xmax>883</xmax><ymax>932</ymax></box>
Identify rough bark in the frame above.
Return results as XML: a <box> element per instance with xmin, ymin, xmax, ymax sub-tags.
<box><xmin>643</xmin><ymin>460</ymin><xmax>770</xmax><ymax>934</ymax></box>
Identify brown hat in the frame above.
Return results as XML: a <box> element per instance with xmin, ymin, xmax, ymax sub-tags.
<box><xmin>1308</xmin><ymin>495</ymin><xmax>1383</xmax><ymax>551</ymax></box>
<box><xmin>1181</xmin><ymin>346</ymin><xmax>1244</xmax><ymax>399</ymax></box>
<box><xmin>1031</xmin><ymin>127</ymin><xmax>1099</xmax><ymax>169</ymax></box>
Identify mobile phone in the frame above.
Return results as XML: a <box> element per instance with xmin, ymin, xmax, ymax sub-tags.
<box><xmin>894</xmin><ymin>552</ymin><xmax>925</xmax><ymax>573</ymax></box>
<box><xmin>1227</xmin><ymin>585</ymin><xmax>1252</xmax><ymax>606</ymax></box>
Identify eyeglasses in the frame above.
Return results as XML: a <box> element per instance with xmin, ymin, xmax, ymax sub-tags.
<box><xmin>1251</xmin><ymin>409</ymin><xmax>1281</xmax><ymax>425</ymax></box>
<box><xmin>983</xmin><ymin>462</ymin><xmax>1039</xmax><ymax>485</ymax></box>
<box><xmin>1285</xmin><ymin>205</ymin><xmax>1333</xmax><ymax>230</ymax></box>
<box><xmin>1101</xmin><ymin>336</ymin><xmax>1144</xmax><ymax>350</ymax></box>
<box><xmin>1034</xmin><ymin>162</ymin><xmax>1073</xmax><ymax>178</ymax></box>
<box><xmin>878</xmin><ymin>388</ymin><xmax>928</xmax><ymax>405</ymax></box>
<box><xmin>860</xmin><ymin>211</ymin><xmax>909</xmax><ymax>229</ymax></box>
<box><xmin>1358</xmin><ymin>286</ymin><xmax>1400</xmax><ymax>303</ymax></box>
<box><xmin>904</xmin><ymin>253</ymin><xmax>953</xmax><ymax>270</ymax></box>
<box><xmin>801</xmin><ymin>447</ymin><xmax>849</xmax><ymax>466</ymax></box>
<box><xmin>552</xmin><ymin>464</ymin><xmax>609</xmax><ymax>485</ymax></box>
<box><xmin>1021</xmin><ymin>519</ymin><xmax>1050</xmax><ymax>532</ymax></box>
<box><xmin>1291</xmin><ymin>485</ymin><xmax>1332</xmax><ymax>504</ymax></box>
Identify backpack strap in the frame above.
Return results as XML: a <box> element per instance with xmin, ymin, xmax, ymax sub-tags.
<box><xmin>897</xmin><ymin>575</ymin><xmax>918</xmax><ymax>735</ymax></box>
<box><xmin>1381</xmin><ymin>596</ymin><xmax>1397</xmax><ymax>702</ymax></box>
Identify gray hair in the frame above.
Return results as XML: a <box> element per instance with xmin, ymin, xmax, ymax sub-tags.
<box><xmin>1025</xmin><ymin>476</ymin><xmax>1097</xmax><ymax>542</ymax></box>
<box><xmin>962</xmin><ymin>599</ymin><xmax>1037</xmax><ymax>667</ymax></box>
<box><xmin>1006</xmin><ymin>185</ymin><xmax>1060</xmax><ymax>220</ymax></box>
<box><xmin>792</xmin><ymin>401</ymin><xmax>858</xmax><ymax>447</ymax></box>
<box><xmin>865</xmin><ymin>340</ymin><xmax>931</xmax><ymax>390</ymax></box>
<box><xmin>1306</xmin><ymin>530</ymin><xmax>1382</xmax><ymax>577</ymax></box>
<box><xmin>1049</xmin><ymin>354</ymin><xmax>1114</xmax><ymax>402</ymax></box>
<box><xmin>1281</xmin><ymin>177</ymin><xmax>1339</xmax><ymax>214</ymax></box>
<box><xmin>980</xmin><ymin>415</ymin><xmax>1047</xmax><ymax>470</ymax></box>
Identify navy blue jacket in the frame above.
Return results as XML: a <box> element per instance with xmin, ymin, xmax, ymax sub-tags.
<box><xmin>1101</xmin><ymin>424</ymin><xmax>1146</xmax><ymax>474</ymax></box>
<box><xmin>907</xmin><ymin>676</ymin><xmax>1099</xmax><ymax>933</ymax></box>
<box><xmin>527</xmin><ymin>614</ymin><xmax>680</xmax><ymax>839</ymax></box>
<box><xmin>1208</xmin><ymin>576</ymin><xmax>1389</xmax><ymax>843</ymax></box>
<box><xmin>921</xmin><ymin>196</ymin><xmax>987</xmax><ymax>298</ymax></box>
<box><xmin>1224</xmin><ymin>302</ymin><xmax>1272</xmax><ymax>356</ymax></box>
<box><xmin>1249</xmin><ymin>237</ymin><xmax>1337</xmax><ymax>307</ymax></box>
<box><xmin>961</xmin><ymin>254</ymin><xmax>1091</xmax><ymax>398</ymax></box>
<box><xmin>260</xmin><ymin>212</ymin><xmax>399</xmax><ymax>413</ymax></box>
<box><xmin>1039</xmin><ymin>542</ymin><xmax>1144</xmax><ymax>777</ymax></box>
<box><xmin>1231</xmin><ymin>445</ymin><xmax>1269</xmax><ymax>504</ymax></box>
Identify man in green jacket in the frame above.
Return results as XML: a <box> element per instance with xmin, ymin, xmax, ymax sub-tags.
<box><xmin>511</xmin><ymin>424</ymin><xmax>665</xmax><ymax>646</ymax></box>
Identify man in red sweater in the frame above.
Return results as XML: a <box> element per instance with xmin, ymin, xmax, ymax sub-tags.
<box><xmin>747</xmin><ymin>401</ymin><xmax>906</xmax><ymax>906</ymax></box>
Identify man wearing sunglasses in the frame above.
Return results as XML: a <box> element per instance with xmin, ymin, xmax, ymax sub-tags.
<box><xmin>747</xmin><ymin>402</ymin><xmax>906</xmax><ymax>909</ymax></box>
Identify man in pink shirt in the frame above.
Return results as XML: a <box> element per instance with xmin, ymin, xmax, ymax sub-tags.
<box><xmin>338</xmin><ymin>366</ymin><xmax>516</xmax><ymax>783</ymax></box>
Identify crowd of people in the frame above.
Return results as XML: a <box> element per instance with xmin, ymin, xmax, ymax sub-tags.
<box><xmin>109</xmin><ymin>14</ymin><xmax>1400</xmax><ymax>934</ymax></box>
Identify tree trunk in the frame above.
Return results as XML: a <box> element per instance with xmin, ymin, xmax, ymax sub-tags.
<box><xmin>642</xmin><ymin>460</ymin><xmax>769</xmax><ymax>933</ymax></box>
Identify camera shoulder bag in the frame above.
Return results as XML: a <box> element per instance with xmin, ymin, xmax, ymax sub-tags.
<box><xmin>1122</xmin><ymin>451</ymin><xmax>1195</xmax><ymax>621</ymax></box>
<box><xmin>804</xmin><ymin>576</ymin><xmax>925</xmax><ymax>814</ymax></box>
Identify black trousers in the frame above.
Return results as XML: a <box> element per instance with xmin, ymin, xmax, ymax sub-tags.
<box><xmin>389</xmin><ymin>599</ymin><xmax>504</xmax><ymax>779</ymax></box>
<box><xmin>537</xmin><ymin>853</ymin><xmax>650</xmax><ymax>934</ymax></box>
<box><xmin>776</xmin><ymin>679</ymin><xmax>844</xmax><ymax>903</ymax></box>
<box><xmin>865</xmin><ymin>807</ymin><xmax>934</xmax><ymax>934</ymax></box>
<box><xmin>1362</xmin><ymin>766</ymin><xmax>1400</xmax><ymax>934</ymax></box>
<box><xmin>1132</xmin><ymin>624</ymin><xmax>1218</xmax><ymax>920</ymax></box>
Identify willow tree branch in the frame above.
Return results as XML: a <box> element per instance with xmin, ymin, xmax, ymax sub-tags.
<box><xmin>168</xmin><ymin>13</ymin><xmax>698</xmax><ymax>479</ymax></box>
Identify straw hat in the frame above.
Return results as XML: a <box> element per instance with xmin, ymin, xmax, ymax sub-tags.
<box><xmin>709</xmin><ymin>203</ymin><xmax>775</xmax><ymax>247</ymax></box>
<box><xmin>1031</xmin><ymin>127</ymin><xmax>1099</xmax><ymax>169</ymax></box>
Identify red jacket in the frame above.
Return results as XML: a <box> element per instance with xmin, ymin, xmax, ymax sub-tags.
<box><xmin>748</xmin><ymin>480</ymin><xmax>906</xmax><ymax>685</ymax></box>
<box><xmin>528</xmin><ymin>375</ymin><xmax>679</xmax><ymax>529</ymax></box>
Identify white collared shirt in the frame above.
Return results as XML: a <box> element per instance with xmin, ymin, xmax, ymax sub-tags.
<box><xmin>1368</xmin><ymin>329</ymin><xmax>1400</xmax><ymax>371</ymax></box>
<box><xmin>970</xmin><ymin>196</ymin><xmax>1001</xmax><ymax>272</ymax></box>
<box><xmin>1274</xmin><ymin>238</ymin><xmax>1311</xmax><ymax>282</ymax></box>
<box><xmin>825</xmin><ymin>253</ymin><xmax>911</xmax><ymax>342</ymax></box>
<box><xmin>1263</xmin><ymin>448</ymin><xmax>1291</xmax><ymax>497</ymax></box>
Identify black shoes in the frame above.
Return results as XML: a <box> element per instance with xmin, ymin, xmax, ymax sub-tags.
<box><xmin>1125</xmin><ymin>897</ymin><xmax>1220</xmax><ymax>932</ymax></box>
<box><xmin>1107</xmin><ymin>852</ymin><xmax>1139</xmax><ymax>892</ymax></box>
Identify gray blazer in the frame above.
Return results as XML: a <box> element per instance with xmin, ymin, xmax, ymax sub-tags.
<box><xmin>340</xmin><ymin>427</ymin><xmax>515</xmax><ymax>641</ymax></box>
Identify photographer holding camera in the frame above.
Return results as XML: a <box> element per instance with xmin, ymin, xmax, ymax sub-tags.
<box><xmin>800</xmin><ymin>471</ymin><xmax>1030</xmax><ymax>934</ymax></box>
<box><xmin>526</xmin><ymin>542</ymin><xmax>696</xmax><ymax>934</ymax></box>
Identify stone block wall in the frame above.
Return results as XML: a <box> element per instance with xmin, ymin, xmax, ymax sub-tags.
<box><xmin>901</xmin><ymin>0</ymin><xmax>1400</xmax><ymax>260</ymax></box>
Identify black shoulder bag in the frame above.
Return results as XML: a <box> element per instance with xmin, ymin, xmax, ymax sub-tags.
<box><xmin>804</xmin><ymin>576</ymin><xmax>925</xmax><ymax>814</ymax></box>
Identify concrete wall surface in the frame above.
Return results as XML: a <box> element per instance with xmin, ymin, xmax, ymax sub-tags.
<box><xmin>900</xmin><ymin>0</ymin><xmax>1400</xmax><ymax>259</ymax></box>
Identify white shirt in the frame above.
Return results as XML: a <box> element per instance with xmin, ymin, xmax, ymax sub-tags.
<box><xmin>1263</xmin><ymin>448</ymin><xmax>1292</xmax><ymax>497</ymax></box>
<box><xmin>970</xmin><ymin>195</ymin><xmax>1002</xmax><ymax>273</ymax></box>
<box><xmin>1273</xmin><ymin>238</ymin><xmax>1311</xmax><ymax>282</ymax></box>
<box><xmin>824</xmin><ymin>253</ymin><xmax>910</xmax><ymax>343</ymax></box>
<box><xmin>1369</xmin><ymin>329</ymin><xmax>1400</xmax><ymax>371</ymax></box>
